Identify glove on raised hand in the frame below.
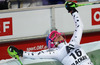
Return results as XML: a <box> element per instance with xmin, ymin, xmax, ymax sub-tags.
<box><xmin>65</xmin><ymin>1</ymin><xmax>78</xmax><ymax>14</ymax></box>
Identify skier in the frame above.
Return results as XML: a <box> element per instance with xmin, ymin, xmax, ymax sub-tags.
<box><xmin>7</xmin><ymin>1</ymin><xmax>94</xmax><ymax>65</ymax></box>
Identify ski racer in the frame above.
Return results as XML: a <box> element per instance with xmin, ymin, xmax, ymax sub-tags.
<box><xmin>7</xmin><ymin>1</ymin><xmax>94</xmax><ymax>65</ymax></box>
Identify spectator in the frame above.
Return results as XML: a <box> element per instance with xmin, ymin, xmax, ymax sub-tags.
<box><xmin>0</xmin><ymin>0</ymin><xmax>9</xmax><ymax>10</ymax></box>
<box><xmin>48</xmin><ymin>0</ymin><xmax>65</xmax><ymax>5</ymax></box>
<box><xmin>57</xmin><ymin>0</ymin><xmax>66</xmax><ymax>4</ymax></box>
<box><xmin>42</xmin><ymin>0</ymin><xmax>49</xmax><ymax>5</ymax></box>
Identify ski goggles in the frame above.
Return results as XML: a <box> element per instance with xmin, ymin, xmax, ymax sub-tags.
<box><xmin>49</xmin><ymin>31</ymin><xmax>61</xmax><ymax>41</ymax></box>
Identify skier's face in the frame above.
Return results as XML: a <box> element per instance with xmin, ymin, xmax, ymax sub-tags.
<box><xmin>54</xmin><ymin>35</ymin><xmax>65</xmax><ymax>47</ymax></box>
<box><xmin>50</xmin><ymin>32</ymin><xmax>64</xmax><ymax>42</ymax></box>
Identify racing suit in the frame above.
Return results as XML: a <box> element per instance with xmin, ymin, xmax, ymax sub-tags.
<box><xmin>23</xmin><ymin>12</ymin><xmax>94</xmax><ymax>65</ymax></box>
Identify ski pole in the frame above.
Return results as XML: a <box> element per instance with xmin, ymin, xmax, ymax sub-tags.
<box><xmin>65</xmin><ymin>1</ymin><xmax>100</xmax><ymax>8</ymax></box>
<box><xmin>77</xmin><ymin>2</ymin><xmax>100</xmax><ymax>7</ymax></box>
<box><xmin>15</xmin><ymin>54</ymin><xmax>23</xmax><ymax>65</ymax></box>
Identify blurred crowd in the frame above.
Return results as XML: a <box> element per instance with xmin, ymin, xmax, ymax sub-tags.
<box><xmin>0</xmin><ymin>0</ymin><xmax>9</xmax><ymax>10</ymax></box>
<box><xmin>42</xmin><ymin>0</ymin><xmax>66</xmax><ymax>5</ymax></box>
<box><xmin>0</xmin><ymin>0</ymin><xmax>99</xmax><ymax>10</ymax></box>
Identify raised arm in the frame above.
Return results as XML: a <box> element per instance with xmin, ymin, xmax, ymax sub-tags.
<box><xmin>65</xmin><ymin>1</ymin><xmax>83</xmax><ymax>45</ymax></box>
<box><xmin>69</xmin><ymin>12</ymin><xmax>83</xmax><ymax>45</ymax></box>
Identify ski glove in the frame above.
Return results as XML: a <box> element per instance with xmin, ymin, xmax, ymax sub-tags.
<box><xmin>65</xmin><ymin>1</ymin><xmax>78</xmax><ymax>14</ymax></box>
<box><xmin>7</xmin><ymin>46</ymin><xmax>23</xmax><ymax>57</ymax></box>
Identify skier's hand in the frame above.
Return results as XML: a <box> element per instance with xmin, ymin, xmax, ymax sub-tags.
<box><xmin>7</xmin><ymin>46</ymin><xmax>23</xmax><ymax>57</ymax></box>
<box><xmin>65</xmin><ymin>1</ymin><xmax>78</xmax><ymax>14</ymax></box>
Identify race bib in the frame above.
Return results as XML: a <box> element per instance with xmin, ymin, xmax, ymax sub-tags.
<box><xmin>62</xmin><ymin>46</ymin><xmax>89</xmax><ymax>65</ymax></box>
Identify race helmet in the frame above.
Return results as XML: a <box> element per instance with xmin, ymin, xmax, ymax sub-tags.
<box><xmin>49</xmin><ymin>31</ymin><xmax>62</xmax><ymax>41</ymax></box>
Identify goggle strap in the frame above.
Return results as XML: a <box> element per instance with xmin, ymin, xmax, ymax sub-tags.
<box><xmin>48</xmin><ymin>40</ymin><xmax>51</xmax><ymax>49</ymax></box>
